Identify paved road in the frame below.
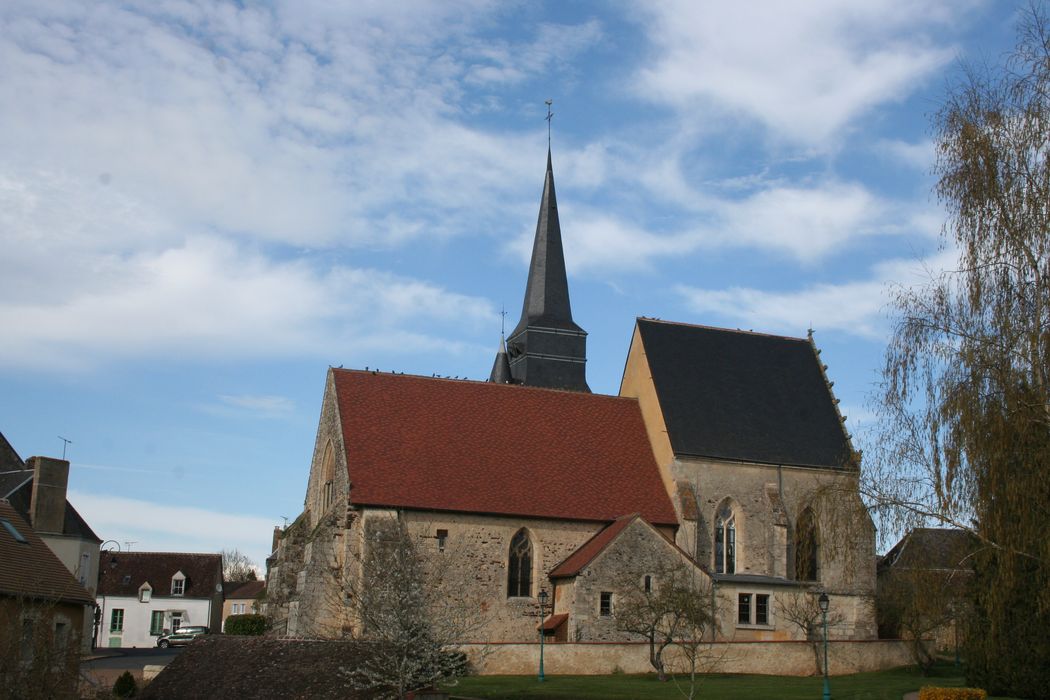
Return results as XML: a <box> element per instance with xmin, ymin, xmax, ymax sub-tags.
<box><xmin>83</xmin><ymin>646</ymin><xmax>183</xmax><ymax>671</ymax></box>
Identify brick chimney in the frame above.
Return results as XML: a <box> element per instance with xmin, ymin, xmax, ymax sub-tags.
<box><xmin>28</xmin><ymin>456</ymin><xmax>69</xmax><ymax>534</ymax></box>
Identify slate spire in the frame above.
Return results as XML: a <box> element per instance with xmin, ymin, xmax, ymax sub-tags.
<box><xmin>505</xmin><ymin>149</ymin><xmax>589</xmax><ymax>392</ymax></box>
<box><xmin>488</xmin><ymin>334</ymin><xmax>513</xmax><ymax>384</ymax></box>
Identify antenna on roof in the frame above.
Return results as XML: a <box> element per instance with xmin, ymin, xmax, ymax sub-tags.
<box><xmin>545</xmin><ymin>99</ymin><xmax>553</xmax><ymax>149</ymax></box>
<box><xmin>58</xmin><ymin>435</ymin><xmax>72</xmax><ymax>460</ymax></box>
<box><xmin>124</xmin><ymin>541</ymin><xmax>136</xmax><ymax>551</ymax></box>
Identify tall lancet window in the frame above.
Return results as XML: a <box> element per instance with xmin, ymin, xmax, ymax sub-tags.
<box><xmin>795</xmin><ymin>507</ymin><xmax>820</xmax><ymax>581</ymax></box>
<box><xmin>714</xmin><ymin>507</ymin><xmax>736</xmax><ymax>574</ymax></box>
<box><xmin>507</xmin><ymin>529</ymin><xmax>533</xmax><ymax>597</ymax></box>
<box><xmin>319</xmin><ymin>441</ymin><xmax>335</xmax><ymax>513</ymax></box>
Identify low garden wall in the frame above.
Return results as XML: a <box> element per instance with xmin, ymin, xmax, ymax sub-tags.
<box><xmin>459</xmin><ymin>639</ymin><xmax>912</xmax><ymax>676</ymax></box>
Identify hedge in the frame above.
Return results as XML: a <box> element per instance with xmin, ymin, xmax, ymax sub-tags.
<box><xmin>918</xmin><ymin>687</ymin><xmax>988</xmax><ymax>700</ymax></box>
<box><xmin>224</xmin><ymin>614</ymin><xmax>267</xmax><ymax>636</ymax></box>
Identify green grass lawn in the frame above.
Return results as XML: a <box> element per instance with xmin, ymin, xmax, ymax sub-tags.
<box><xmin>445</xmin><ymin>662</ymin><xmax>1020</xmax><ymax>700</ymax></box>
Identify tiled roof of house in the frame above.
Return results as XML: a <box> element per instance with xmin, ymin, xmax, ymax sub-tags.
<box><xmin>223</xmin><ymin>580</ymin><xmax>265</xmax><ymax>600</ymax></box>
<box><xmin>332</xmin><ymin>370</ymin><xmax>678</xmax><ymax>526</ymax></box>
<box><xmin>633</xmin><ymin>318</ymin><xmax>852</xmax><ymax>469</ymax></box>
<box><xmin>549</xmin><ymin>514</ymin><xmax>640</xmax><ymax>579</ymax></box>
<box><xmin>98</xmin><ymin>552</ymin><xmax>223</xmax><ymax>598</ymax></box>
<box><xmin>879</xmin><ymin>528</ymin><xmax>980</xmax><ymax>572</ymax></box>
<box><xmin>140</xmin><ymin>636</ymin><xmax>382</xmax><ymax>699</ymax></box>
<box><xmin>0</xmin><ymin>499</ymin><xmax>94</xmax><ymax>605</ymax></box>
<box><xmin>541</xmin><ymin>612</ymin><xmax>568</xmax><ymax>631</ymax></box>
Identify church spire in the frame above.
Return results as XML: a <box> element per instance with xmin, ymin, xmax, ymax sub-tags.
<box><xmin>488</xmin><ymin>334</ymin><xmax>513</xmax><ymax>384</ymax></box>
<box><xmin>505</xmin><ymin>145</ymin><xmax>589</xmax><ymax>392</ymax></box>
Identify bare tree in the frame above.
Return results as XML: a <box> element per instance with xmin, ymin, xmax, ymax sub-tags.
<box><xmin>615</xmin><ymin>560</ymin><xmax>714</xmax><ymax>682</ymax></box>
<box><xmin>221</xmin><ymin>549</ymin><xmax>258</xmax><ymax>583</ymax></box>
<box><xmin>0</xmin><ymin>596</ymin><xmax>82</xmax><ymax>700</ymax></box>
<box><xmin>331</xmin><ymin>515</ymin><xmax>481</xmax><ymax>700</ymax></box>
<box><xmin>778</xmin><ymin>587</ymin><xmax>845</xmax><ymax>676</ymax></box>
<box><xmin>876</xmin><ymin>568</ymin><xmax>961</xmax><ymax>674</ymax></box>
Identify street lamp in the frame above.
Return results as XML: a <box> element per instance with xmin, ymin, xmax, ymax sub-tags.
<box><xmin>818</xmin><ymin>591</ymin><xmax>831</xmax><ymax>700</ymax></box>
<box><xmin>537</xmin><ymin>589</ymin><xmax>549</xmax><ymax>682</ymax></box>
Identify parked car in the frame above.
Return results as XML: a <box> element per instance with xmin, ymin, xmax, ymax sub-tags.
<box><xmin>156</xmin><ymin>625</ymin><xmax>209</xmax><ymax>648</ymax></box>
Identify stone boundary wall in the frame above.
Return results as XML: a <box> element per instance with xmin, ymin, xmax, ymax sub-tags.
<box><xmin>460</xmin><ymin>639</ymin><xmax>912</xmax><ymax>676</ymax></box>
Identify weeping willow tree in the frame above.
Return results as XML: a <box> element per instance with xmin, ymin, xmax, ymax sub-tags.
<box><xmin>866</xmin><ymin>4</ymin><xmax>1049</xmax><ymax>696</ymax></box>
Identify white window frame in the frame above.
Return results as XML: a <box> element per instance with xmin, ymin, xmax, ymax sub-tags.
<box><xmin>171</xmin><ymin>573</ymin><xmax>186</xmax><ymax>596</ymax></box>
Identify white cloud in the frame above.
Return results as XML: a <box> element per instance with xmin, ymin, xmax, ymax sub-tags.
<box><xmin>217</xmin><ymin>394</ymin><xmax>295</xmax><ymax>414</ymax></box>
<box><xmin>69</xmin><ymin>489</ymin><xmax>275</xmax><ymax>570</ymax></box>
<box><xmin>676</xmin><ymin>251</ymin><xmax>958</xmax><ymax>339</ymax></box>
<box><xmin>874</xmin><ymin>138</ymin><xmax>937</xmax><ymax>170</ymax></box>
<box><xmin>0</xmin><ymin>236</ymin><xmax>494</xmax><ymax>370</ymax></box>
<box><xmin>633</xmin><ymin>0</ymin><xmax>970</xmax><ymax>146</ymax></box>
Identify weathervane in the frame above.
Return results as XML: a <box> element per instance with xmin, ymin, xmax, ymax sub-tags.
<box><xmin>545</xmin><ymin>99</ymin><xmax>553</xmax><ymax>148</ymax></box>
<box><xmin>500</xmin><ymin>304</ymin><xmax>507</xmax><ymax>337</ymax></box>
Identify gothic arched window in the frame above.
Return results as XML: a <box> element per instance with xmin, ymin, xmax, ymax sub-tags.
<box><xmin>319</xmin><ymin>441</ymin><xmax>335</xmax><ymax>513</ymax></box>
<box><xmin>714</xmin><ymin>506</ymin><xmax>736</xmax><ymax>574</ymax></box>
<box><xmin>795</xmin><ymin>507</ymin><xmax>820</xmax><ymax>581</ymax></box>
<box><xmin>507</xmin><ymin>529</ymin><xmax>532</xmax><ymax>597</ymax></box>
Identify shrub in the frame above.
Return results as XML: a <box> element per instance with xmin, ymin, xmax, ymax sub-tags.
<box><xmin>112</xmin><ymin>670</ymin><xmax>137</xmax><ymax>698</ymax></box>
<box><xmin>224</xmin><ymin>614</ymin><xmax>267</xmax><ymax>636</ymax></box>
<box><xmin>918</xmin><ymin>687</ymin><xmax>987</xmax><ymax>700</ymax></box>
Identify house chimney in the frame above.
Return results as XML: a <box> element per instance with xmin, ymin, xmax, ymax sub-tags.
<box><xmin>272</xmin><ymin>525</ymin><xmax>282</xmax><ymax>554</ymax></box>
<box><xmin>28</xmin><ymin>456</ymin><xmax>69</xmax><ymax>534</ymax></box>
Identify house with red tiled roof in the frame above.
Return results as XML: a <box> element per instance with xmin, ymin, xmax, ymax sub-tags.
<box><xmin>265</xmin><ymin>149</ymin><xmax>881</xmax><ymax>671</ymax></box>
<box><xmin>96</xmin><ymin>551</ymin><xmax>223</xmax><ymax>648</ymax></box>
<box><xmin>0</xmin><ymin>498</ymin><xmax>94</xmax><ymax>696</ymax></box>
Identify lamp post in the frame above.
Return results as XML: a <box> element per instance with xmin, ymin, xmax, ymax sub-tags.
<box><xmin>97</xmin><ymin>541</ymin><xmax>120</xmax><ymax>649</ymax></box>
<box><xmin>818</xmin><ymin>591</ymin><xmax>831</xmax><ymax>700</ymax></box>
<box><xmin>537</xmin><ymin>589</ymin><xmax>549</xmax><ymax>682</ymax></box>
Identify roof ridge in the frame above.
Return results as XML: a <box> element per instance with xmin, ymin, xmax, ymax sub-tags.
<box><xmin>331</xmin><ymin>367</ymin><xmax>640</xmax><ymax>402</ymax></box>
<box><xmin>637</xmin><ymin>316</ymin><xmax>809</xmax><ymax>343</ymax></box>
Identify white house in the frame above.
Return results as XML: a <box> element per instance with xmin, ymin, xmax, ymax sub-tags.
<box><xmin>96</xmin><ymin>552</ymin><xmax>223</xmax><ymax>648</ymax></box>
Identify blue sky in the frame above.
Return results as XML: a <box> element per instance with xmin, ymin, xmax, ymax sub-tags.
<box><xmin>0</xmin><ymin>0</ymin><xmax>1023</xmax><ymax>566</ymax></box>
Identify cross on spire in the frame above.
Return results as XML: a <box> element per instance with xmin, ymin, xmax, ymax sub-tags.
<box><xmin>545</xmin><ymin>99</ymin><xmax>553</xmax><ymax>149</ymax></box>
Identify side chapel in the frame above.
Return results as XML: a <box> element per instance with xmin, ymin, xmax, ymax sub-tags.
<box><xmin>265</xmin><ymin>147</ymin><xmax>877</xmax><ymax>649</ymax></box>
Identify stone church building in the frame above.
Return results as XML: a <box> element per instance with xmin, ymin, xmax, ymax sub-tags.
<box><xmin>265</xmin><ymin>149</ymin><xmax>880</xmax><ymax>669</ymax></box>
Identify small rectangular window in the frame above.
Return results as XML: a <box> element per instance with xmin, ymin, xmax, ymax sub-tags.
<box><xmin>150</xmin><ymin>611</ymin><xmax>165</xmax><ymax>636</ymax></box>
<box><xmin>599</xmin><ymin>591</ymin><xmax>613</xmax><ymax>617</ymax></box>
<box><xmin>110</xmin><ymin>609</ymin><xmax>124</xmax><ymax>632</ymax></box>
<box><xmin>738</xmin><ymin>594</ymin><xmax>751</xmax><ymax>625</ymax></box>
<box><xmin>122</xmin><ymin>575</ymin><xmax>132</xmax><ymax>585</ymax></box>
<box><xmin>643</xmin><ymin>575</ymin><xmax>653</xmax><ymax>593</ymax></box>
<box><xmin>172</xmin><ymin>578</ymin><xmax>185</xmax><ymax>596</ymax></box>
<box><xmin>756</xmin><ymin>594</ymin><xmax>769</xmax><ymax>625</ymax></box>
<box><xmin>436</xmin><ymin>529</ymin><xmax>448</xmax><ymax>552</ymax></box>
<box><xmin>140</xmin><ymin>588</ymin><xmax>151</xmax><ymax>603</ymax></box>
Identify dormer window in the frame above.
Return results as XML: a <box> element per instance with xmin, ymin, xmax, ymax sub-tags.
<box><xmin>122</xmin><ymin>575</ymin><xmax>132</xmax><ymax>585</ymax></box>
<box><xmin>139</xmin><ymin>584</ymin><xmax>152</xmax><ymax>603</ymax></box>
<box><xmin>171</xmin><ymin>571</ymin><xmax>186</xmax><ymax>596</ymax></box>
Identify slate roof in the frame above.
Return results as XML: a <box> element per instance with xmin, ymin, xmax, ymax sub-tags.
<box><xmin>633</xmin><ymin>318</ymin><xmax>853</xmax><ymax>469</ymax></box>
<box><xmin>140</xmin><ymin>636</ymin><xmax>382</xmax><ymax>700</ymax></box>
<box><xmin>508</xmin><ymin>150</ymin><xmax>583</xmax><ymax>336</ymax></box>
<box><xmin>0</xmin><ymin>430</ymin><xmax>24</xmax><ymax>471</ymax></box>
<box><xmin>332</xmin><ymin>370</ymin><xmax>678</xmax><ymax>526</ymax></box>
<box><xmin>1</xmin><ymin>474</ymin><xmax>101</xmax><ymax>543</ymax></box>
<box><xmin>98</xmin><ymin>552</ymin><xmax>223</xmax><ymax>598</ymax></box>
<box><xmin>879</xmin><ymin>528</ymin><xmax>980</xmax><ymax>572</ymax></box>
<box><xmin>223</xmin><ymin>579</ymin><xmax>265</xmax><ymax>600</ymax></box>
<box><xmin>0</xmin><ymin>499</ymin><xmax>94</xmax><ymax>605</ymax></box>
<box><xmin>549</xmin><ymin>514</ymin><xmax>639</xmax><ymax>579</ymax></box>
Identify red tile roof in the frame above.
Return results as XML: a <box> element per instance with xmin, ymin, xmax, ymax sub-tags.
<box><xmin>541</xmin><ymin>612</ymin><xmax>568</xmax><ymax>631</ymax></box>
<box><xmin>224</xmin><ymin>580</ymin><xmax>266</xmax><ymax>600</ymax></box>
<box><xmin>549</xmin><ymin>513</ymin><xmax>639</xmax><ymax>579</ymax></box>
<box><xmin>0</xmin><ymin>499</ymin><xmax>94</xmax><ymax>605</ymax></box>
<box><xmin>98</xmin><ymin>552</ymin><xmax>223</xmax><ymax>598</ymax></box>
<box><xmin>332</xmin><ymin>370</ymin><xmax>678</xmax><ymax>526</ymax></box>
